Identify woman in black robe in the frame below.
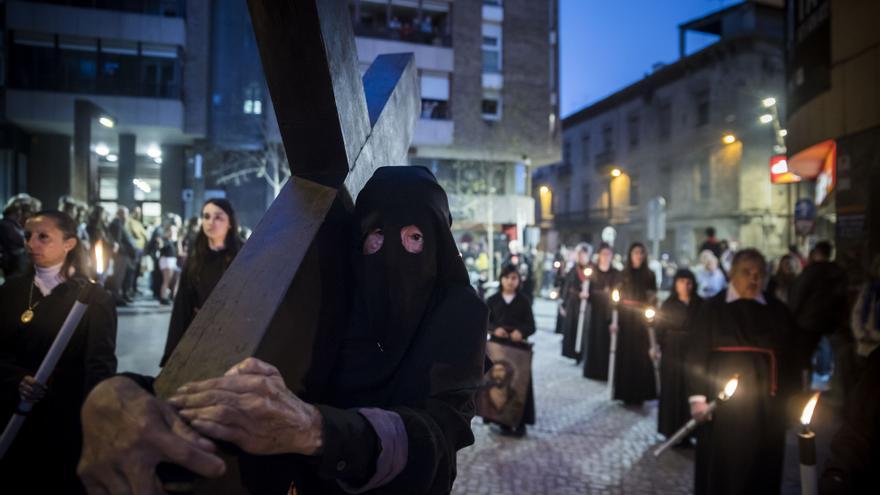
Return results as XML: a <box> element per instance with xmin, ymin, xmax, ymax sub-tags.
<box><xmin>0</xmin><ymin>211</ymin><xmax>117</xmax><ymax>494</ymax></box>
<box><xmin>656</xmin><ymin>268</ymin><xmax>701</xmax><ymax>438</ymax></box>
<box><xmin>160</xmin><ymin>199</ymin><xmax>241</xmax><ymax>366</ymax></box>
<box><xmin>486</xmin><ymin>264</ymin><xmax>536</xmax><ymax>436</ymax></box>
<box><xmin>612</xmin><ymin>242</ymin><xmax>658</xmax><ymax>405</ymax></box>
<box><xmin>686</xmin><ymin>249</ymin><xmax>802</xmax><ymax>495</ymax></box>
<box><xmin>561</xmin><ymin>243</ymin><xmax>592</xmax><ymax>361</ymax></box>
<box><xmin>583</xmin><ymin>242</ymin><xmax>620</xmax><ymax>380</ymax></box>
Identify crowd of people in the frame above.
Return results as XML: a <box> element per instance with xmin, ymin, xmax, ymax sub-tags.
<box><xmin>549</xmin><ymin>228</ymin><xmax>880</xmax><ymax>493</ymax></box>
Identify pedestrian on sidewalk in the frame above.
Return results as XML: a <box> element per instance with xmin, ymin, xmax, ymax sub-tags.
<box><xmin>612</xmin><ymin>242</ymin><xmax>658</xmax><ymax>406</ymax></box>
<box><xmin>695</xmin><ymin>250</ymin><xmax>726</xmax><ymax>299</ymax></box>
<box><xmin>583</xmin><ymin>242</ymin><xmax>619</xmax><ymax>380</ymax></box>
<box><xmin>160</xmin><ymin>199</ymin><xmax>242</xmax><ymax>366</ymax></box>
<box><xmin>656</xmin><ymin>269</ymin><xmax>701</xmax><ymax>441</ymax></box>
<box><xmin>486</xmin><ymin>264</ymin><xmax>536</xmax><ymax>437</ymax></box>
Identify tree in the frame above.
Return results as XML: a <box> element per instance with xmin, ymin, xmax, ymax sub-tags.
<box><xmin>212</xmin><ymin>121</ymin><xmax>289</xmax><ymax>206</ymax></box>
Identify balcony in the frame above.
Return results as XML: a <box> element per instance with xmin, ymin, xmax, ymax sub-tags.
<box><xmin>413</xmin><ymin>118</ymin><xmax>453</xmax><ymax>147</ymax></box>
<box><xmin>17</xmin><ymin>0</ymin><xmax>185</xmax><ymax>17</ymax></box>
<box><xmin>351</xmin><ymin>1</ymin><xmax>452</xmax><ymax>48</ymax></box>
<box><xmin>355</xmin><ymin>37</ymin><xmax>453</xmax><ymax>73</ymax></box>
<box><xmin>447</xmin><ymin>193</ymin><xmax>535</xmax><ymax>228</ymax></box>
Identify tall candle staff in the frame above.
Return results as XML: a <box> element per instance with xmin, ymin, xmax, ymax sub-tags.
<box><xmin>798</xmin><ymin>392</ymin><xmax>821</xmax><ymax>495</ymax></box>
<box><xmin>654</xmin><ymin>375</ymin><xmax>739</xmax><ymax>456</ymax></box>
<box><xmin>574</xmin><ymin>267</ymin><xmax>592</xmax><ymax>356</ymax></box>
<box><xmin>0</xmin><ymin>282</ymin><xmax>99</xmax><ymax>458</ymax></box>
<box><xmin>644</xmin><ymin>307</ymin><xmax>661</xmax><ymax>394</ymax></box>
<box><xmin>607</xmin><ymin>288</ymin><xmax>620</xmax><ymax>399</ymax></box>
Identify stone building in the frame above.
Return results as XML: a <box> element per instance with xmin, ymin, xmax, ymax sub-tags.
<box><xmin>534</xmin><ymin>0</ymin><xmax>789</xmax><ymax>263</ymax></box>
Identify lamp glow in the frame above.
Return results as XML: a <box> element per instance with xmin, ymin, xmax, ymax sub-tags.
<box><xmin>146</xmin><ymin>144</ymin><xmax>162</xmax><ymax>159</ymax></box>
<box><xmin>553</xmin><ymin>261</ymin><xmax>561</xmax><ymax>269</ymax></box>
<box><xmin>98</xmin><ymin>116</ymin><xmax>115</xmax><ymax>128</ymax></box>
<box><xmin>722</xmin><ymin>133</ymin><xmax>737</xmax><ymax>144</ymax></box>
<box><xmin>611</xmin><ymin>289</ymin><xmax>620</xmax><ymax>303</ymax></box>
<box><xmin>94</xmin><ymin>143</ymin><xmax>110</xmax><ymax>156</ymax></box>
<box><xmin>644</xmin><ymin>307</ymin><xmax>656</xmax><ymax>322</ymax></box>
<box><xmin>105</xmin><ymin>154</ymin><xmax>118</xmax><ymax>163</ymax></box>
<box><xmin>611</xmin><ymin>168</ymin><xmax>622</xmax><ymax>178</ymax></box>
<box><xmin>539</xmin><ymin>185</ymin><xmax>550</xmax><ymax>194</ymax></box>
<box><xmin>779</xmin><ymin>129</ymin><xmax>788</xmax><ymax>137</ymax></box>
<box><xmin>800</xmin><ymin>392</ymin><xmax>820</xmax><ymax>427</ymax></box>
<box><xmin>722</xmin><ymin>376</ymin><xmax>739</xmax><ymax>400</ymax></box>
<box><xmin>762</xmin><ymin>97</ymin><xmax>777</xmax><ymax>108</ymax></box>
<box><xmin>584</xmin><ymin>267</ymin><xmax>593</xmax><ymax>277</ymax></box>
<box><xmin>759</xmin><ymin>114</ymin><xmax>774</xmax><ymax>124</ymax></box>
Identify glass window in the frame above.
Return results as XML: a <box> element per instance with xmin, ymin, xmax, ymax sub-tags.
<box><xmin>10</xmin><ymin>32</ymin><xmax>58</xmax><ymax>91</ymax></box>
<box><xmin>141</xmin><ymin>44</ymin><xmax>180</xmax><ymax>98</ymax></box>
<box><xmin>695</xmin><ymin>90</ymin><xmax>710</xmax><ymax>126</ymax></box>
<box><xmin>580</xmin><ymin>134</ymin><xmax>590</xmax><ymax>165</ymax></box>
<box><xmin>629</xmin><ymin>174</ymin><xmax>640</xmax><ymax>206</ymax></box>
<box><xmin>628</xmin><ymin>113</ymin><xmax>640</xmax><ymax>149</ymax></box>
<box><xmin>657</xmin><ymin>102</ymin><xmax>672</xmax><ymax>141</ymax></box>
<box><xmin>481</xmin><ymin>23</ymin><xmax>502</xmax><ymax>74</ymax></box>
<box><xmin>99</xmin><ymin>40</ymin><xmax>138</xmax><ymax>95</ymax></box>
<box><xmin>481</xmin><ymin>94</ymin><xmax>501</xmax><ymax>120</ymax></box>
<box><xmin>59</xmin><ymin>35</ymin><xmax>98</xmax><ymax>93</ymax></box>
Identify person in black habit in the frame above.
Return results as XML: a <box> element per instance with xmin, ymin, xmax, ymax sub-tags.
<box><xmin>560</xmin><ymin>242</ymin><xmax>592</xmax><ymax>361</ymax></box>
<box><xmin>655</xmin><ymin>268</ymin><xmax>701</xmax><ymax>441</ymax></box>
<box><xmin>583</xmin><ymin>242</ymin><xmax>620</xmax><ymax>380</ymax></box>
<box><xmin>161</xmin><ymin>198</ymin><xmax>242</xmax><ymax>366</ymax></box>
<box><xmin>686</xmin><ymin>248</ymin><xmax>802</xmax><ymax>495</ymax></box>
<box><xmin>0</xmin><ymin>210</ymin><xmax>117</xmax><ymax>494</ymax></box>
<box><xmin>486</xmin><ymin>263</ymin><xmax>536</xmax><ymax>436</ymax></box>
<box><xmin>612</xmin><ymin>242</ymin><xmax>658</xmax><ymax>405</ymax></box>
<box><xmin>77</xmin><ymin>166</ymin><xmax>488</xmax><ymax>494</ymax></box>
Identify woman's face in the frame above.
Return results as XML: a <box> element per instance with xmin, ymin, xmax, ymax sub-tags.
<box><xmin>363</xmin><ymin>225</ymin><xmax>425</xmax><ymax>255</ymax></box>
<box><xmin>501</xmin><ymin>272</ymin><xmax>521</xmax><ymax>293</ymax></box>
<box><xmin>675</xmin><ymin>277</ymin><xmax>693</xmax><ymax>300</ymax></box>
<box><xmin>598</xmin><ymin>248</ymin><xmax>612</xmax><ymax>267</ymax></box>
<box><xmin>202</xmin><ymin>203</ymin><xmax>231</xmax><ymax>244</ymax></box>
<box><xmin>25</xmin><ymin>216</ymin><xmax>75</xmax><ymax>268</ymax></box>
<box><xmin>630</xmin><ymin>246</ymin><xmax>645</xmax><ymax>268</ymax></box>
<box><xmin>577</xmin><ymin>249</ymin><xmax>590</xmax><ymax>266</ymax></box>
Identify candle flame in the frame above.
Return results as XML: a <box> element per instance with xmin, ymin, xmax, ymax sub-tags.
<box><xmin>584</xmin><ymin>267</ymin><xmax>593</xmax><ymax>277</ymax></box>
<box><xmin>644</xmin><ymin>307</ymin><xmax>656</xmax><ymax>321</ymax></box>
<box><xmin>800</xmin><ymin>392</ymin><xmax>820</xmax><ymax>427</ymax></box>
<box><xmin>612</xmin><ymin>289</ymin><xmax>620</xmax><ymax>303</ymax></box>
<box><xmin>721</xmin><ymin>376</ymin><xmax>739</xmax><ymax>399</ymax></box>
<box><xmin>95</xmin><ymin>241</ymin><xmax>104</xmax><ymax>276</ymax></box>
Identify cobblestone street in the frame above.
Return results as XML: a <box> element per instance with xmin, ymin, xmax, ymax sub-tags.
<box><xmin>453</xmin><ymin>299</ymin><xmax>694</xmax><ymax>495</ymax></box>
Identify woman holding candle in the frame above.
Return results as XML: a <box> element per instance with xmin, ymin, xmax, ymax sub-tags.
<box><xmin>656</xmin><ymin>269</ymin><xmax>701</xmax><ymax>440</ymax></box>
<box><xmin>161</xmin><ymin>199</ymin><xmax>242</xmax><ymax>366</ymax></box>
<box><xmin>486</xmin><ymin>264</ymin><xmax>536</xmax><ymax>436</ymax></box>
<box><xmin>612</xmin><ymin>242</ymin><xmax>658</xmax><ymax>406</ymax></box>
<box><xmin>0</xmin><ymin>210</ymin><xmax>117</xmax><ymax>493</ymax></box>
<box><xmin>583</xmin><ymin>242</ymin><xmax>620</xmax><ymax>380</ymax></box>
<box><xmin>560</xmin><ymin>243</ymin><xmax>593</xmax><ymax>361</ymax></box>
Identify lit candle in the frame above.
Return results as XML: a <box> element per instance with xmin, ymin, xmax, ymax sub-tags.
<box><xmin>654</xmin><ymin>375</ymin><xmax>739</xmax><ymax>456</ymax></box>
<box><xmin>644</xmin><ymin>307</ymin><xmax>660</xmax><ymax>393</ymax></box>
<box><xmin>94</xmin><ymin>240</ymin><xmax>105</xmax><ymax>282</ymax></box>
<box><xmin>798</xmin><ymin>392</ymin><xmax>820</xmax><ymax>495</ymax></box>
<box><xmin>607</xmin><ymin>289</ymin><xmax>621</xmax><ymax>399</ymax></box>
<box><xmin>574</xmin><ymin>267</ymin><xmax>593</xmax><ymax>355</ymax></box>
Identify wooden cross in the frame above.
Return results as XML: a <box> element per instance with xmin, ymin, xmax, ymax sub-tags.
<box><xmin>154</xmin><ymin>0</ymin><xmax>419</xmax><ymax>398</ymax></box>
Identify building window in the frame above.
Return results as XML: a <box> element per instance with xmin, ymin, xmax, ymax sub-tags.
<box><xmin>481</xmin><ymin>23</ymin><xmax>502</xmax><ymax>74</ymax></box>
<box><xmin>629</xmin><ymin>174</ymin><xmax>640</xmax><ymax>206</ymax></box>
<box><xmin>482</xmin><ymin>92</ymin><xmax>501</xmax><ymax>120</ymax></box>
<box><xmin>562</xmin><ymin>140</ymin><xmax>571</xmax><ymax>166</ymax></box>
<box><xmin>483</xmin><ymin>0</ymin><xmax>502</xmax><ymax>5</ymax></box>
<box><xmin>420</xmin><ymin>72</ymin><xmax>450</xmax><ymax>120</ymax></box>
<box><xmin>602</xmin><ymin>124</ymin><xmax>614</xmax><ymax>152</ymax></box>
<box><xmin>581</xmin><ymin>182</ymin><xmax>591</xmax><ymax>211</ymax></box>
<box><xmin>695</xmin><ymin>90</ymin><xmax>710</xmax><ymax>126</ymax></box>
<box><xmin>627</xmin><ymin>113</ymin><xmax>640</xmax><ymax>150</ymax></box>
<box><xmin>658</xmin><ymin>102</ymin><xmax>672</xmax><ymax>141</ymax></box>
<box><xmin>697</xmin><ymin>160</ymin><xmax>711</xmax><ymax>200</ymax></box>
<box><xmin>243</xmin><ymin>85</ymin><xmax>263</xmax><ymax>115</ymax></box>
<box><xmin>580</xmin><ymin>133</ymin><xmax>590</xmax><ymax>165</ymax></box>
<box><xmin>660</xmin><ymin>161</ymin><xmax>672</xmax><ymax>206</ymax></box>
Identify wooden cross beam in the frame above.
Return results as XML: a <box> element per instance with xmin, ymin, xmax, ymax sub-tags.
<box><xmin>154</xmin><ymin>0</ymin><xmax>419</xmax><ymax>398</ymax></box>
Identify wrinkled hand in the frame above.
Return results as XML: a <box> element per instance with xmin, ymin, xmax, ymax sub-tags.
<box><xmin>169</xmin><ymin>358</ymin><xmax>323</xmax><ymax>456</ymax></box>
<box><xmin>690</xmin><ymin>398</ymin><xmax>712</xmax><ymax>422</ymax></box>
<box><xmin>493</xmin><ymin>327</ymin><xmax>509</xmax><ymax>339</ymax></box>
<box><xmin>648</xmin><ymin>348</ymin><xmax>660</xmax><ymax>362</ymax></box>
<box><xmin>510</xmin><ymin>330</ymin><xmax>524</xmax><ymax>342</ymax></box>
<box><xmin>19</xmin><ymin>376</ymin><xmax>47</xmax><ymax>402</ymax></box>
<box><xmin>78</xmin><ymin>376</ymin><xmax>225</xmax><ymax>495</ymax></box>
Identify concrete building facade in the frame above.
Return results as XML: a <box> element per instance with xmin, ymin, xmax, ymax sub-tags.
<box><xmin>534</xmin><ymin>1</ymin><xmax>790</xmax><ymax>263</ymax></box>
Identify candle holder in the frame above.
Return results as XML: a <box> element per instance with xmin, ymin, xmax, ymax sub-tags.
<box><xmin>607</xmin><ymin>288</ymin><xmax>620</xmax><ymax>399</ymax></box>
<box><xmin>574</xmin><ymin>267</ymin><xmax>593</xmax><ymax>355</ymax></box>
<box><xmin>798</xmin><ymin>392</ymin><xmax>820</xmax><ymax>495</ymax></box>
<box><xmin>654</xmin><ymin>375</ymin><xmax>739</xmax><ymax>456</ymax></box>
<box><xmin>644</xmin><ymin>307</ymin><xmax>661</xmax><ymax>393</ymax></box>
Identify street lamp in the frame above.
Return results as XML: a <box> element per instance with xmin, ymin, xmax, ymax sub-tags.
<box><xmin>610</xmin><ymin>167</ymin><xmax>622</xmax><ymax>178</ymax></box>
<box><xmin>98</xmin><ymin>116</ymin><xmax>116</xmax><ymax>128</ymax></box>
<box><xmin>762</xmin><ymin>97</ymin><xmax>777</xmax><ymax>108</ymax></box>
<box><xmin>759</xmin><ymin>114</ymin><xmax>774</xmax><ymax>124</ymax></box>
<box><xmin>722</xmin><ymin>133</ymin><xmax>737</xmax><ymax>144</ymax></box>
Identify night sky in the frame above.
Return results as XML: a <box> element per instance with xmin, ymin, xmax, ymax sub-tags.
<box><xmin>560</xmin><ymin>0</ymin><xmax>741</xmax><ymax>117</ymax></box>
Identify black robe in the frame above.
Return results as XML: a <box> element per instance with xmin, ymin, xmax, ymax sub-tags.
<box><xmin>612</xmin><ymin>267</ymin><xmax>657</xmax><ymax>403</ymax></box>
<box><xmin>686</xmin><ymin>291</ymin><xmax>801</xmax><ymax>495</ymax></box>
<box><xmin>656</xmin><ymin>296</ymin><xmax>702</xmax><ymax>437</ymax></box>
<box><xmin>0</xmin><ymin>274</ymin><xmax>117</xmax><ymax>493</ymax></box>
<box><xmin>486</xmin><ymin>291</ymin><xmax>536</xmax><ymax>425</ymax></box>
<box><xmin>161</xmin><ymin>248</ymin><xmax>233</xmax><ymax>366</ymax></box>
<box><xmin>561</xmin><ymin>264</ymin><xmax>590</xmax><ymax>360</ymax></box>
<box><xmin>583</xmin><ymin>267</ymin><xmax>619</xmax><ymax>380</ymax></box>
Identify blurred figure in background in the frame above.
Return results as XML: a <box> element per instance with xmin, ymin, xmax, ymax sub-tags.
<box><xmin>560</xmin><ymin>242</ymin><xmax>592</xmax><ymax>361</ymax></box>
<box><xmin>767</xmin><ymin>253</ymin><xmax>800</xmax><ymax>304</ymax></box>
<box><xmin>851</xmin><ymin>255</ymin><xmax>880</xmax><ymax>363</ymax></box>
<box><xmin>107</xmin><ymin>206</ymin><xmax>136</xmax><ymax>306</ymax></box>
<box><xmin>1</xmin><ymin>194</ymin><xmax>42</xmax><ymax>280</ymax></box>
<box><xmin>696</xmin><ymin>250</ymin><xmax>726</xmax><ymax>299</ymax></box>
<box><xmin>158</xmin><ymin>213</ymin><xmax>182</xmax><ymax>305</ymax></box>
<box><xmin>126</xmin><ymin>206</ymin><xmax>148</xmax><ymax>296</ymax></box>
<box><xmin>583</xmin><ymin>242</ymin><xmax>619</xmax><ymax>381</ymax></box>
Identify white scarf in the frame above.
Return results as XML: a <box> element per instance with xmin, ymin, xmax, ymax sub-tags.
<box><xmin>34</xmin><ymin>262</ymin><xmax>65</xmax><ymax>296</ymax></box>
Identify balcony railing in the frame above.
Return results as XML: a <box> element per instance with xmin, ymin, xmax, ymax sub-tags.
<box><xmin>22</xmin><ymin>0</ymin><xmax>186</xmax><ymax>17</ymax></box>
<box><xmin>353</xmin><ymin>24</ymin><xmax>452</xmax><ymax>47</ymax></box>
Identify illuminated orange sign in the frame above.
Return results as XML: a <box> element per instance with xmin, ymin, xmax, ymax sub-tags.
<box><xmin>769</xmin><ymin>154</ymin><xmax>802</xmax><ymax>184</ymax></box>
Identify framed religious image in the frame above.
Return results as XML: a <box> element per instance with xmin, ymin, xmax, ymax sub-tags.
<box><xmin>477</xmin><ymin>337</ymin><xmax>533</xmax><ymax>428</ymax></box>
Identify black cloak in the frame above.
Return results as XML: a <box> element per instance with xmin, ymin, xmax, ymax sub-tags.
<box><xmin>561</xmin><ymin>264</ymin><xmax>590</xmax><ymax>361</ymax></box>
<box><xmin>0</xmin><ymin>274</ymin><xmax>117</xmax><ymax>494</ymax></box>
<box><xmin>612</xmin><ymin>251</ymin><xmax>658</xmax><ymax>404</ymax></box>
<box><xmin>583</xmin><ymin>266</ymin><xmax>620</xmax><ymax>380</ymax></box>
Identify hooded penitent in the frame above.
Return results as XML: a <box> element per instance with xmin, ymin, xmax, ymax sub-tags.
<box><xmin>328</xmin><ymin>166</ymin><xmax>481</xmax><ymax>408</ymax></box>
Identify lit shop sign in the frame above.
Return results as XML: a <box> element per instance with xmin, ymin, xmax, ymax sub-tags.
<box><xmin>787</xmin><ymin>139</ymin><xmax>837</xmax><ymax>206</ymax></box>
<box><xmin>769</xmin><ymin>155</ymin><xmax>802</xmax><ymax>184</ymax></box>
